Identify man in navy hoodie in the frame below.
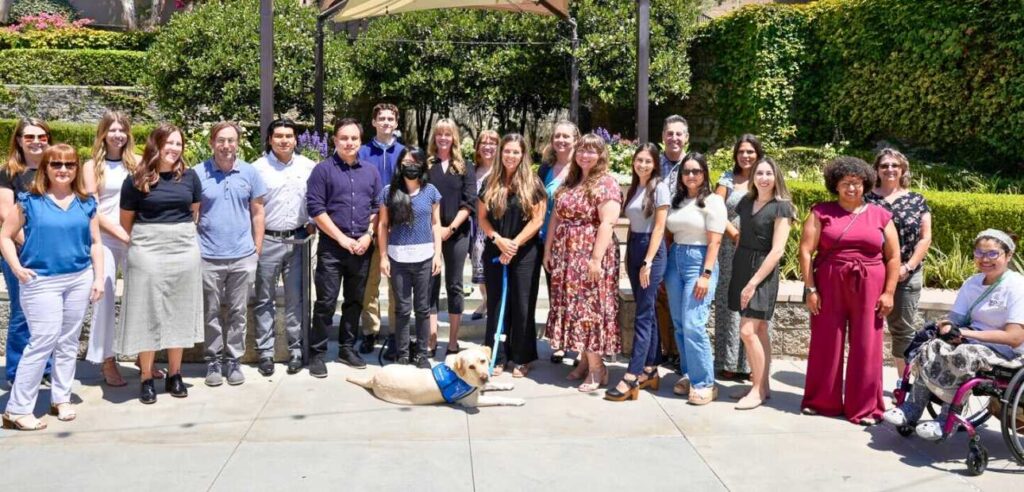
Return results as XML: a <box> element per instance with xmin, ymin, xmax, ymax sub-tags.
<box><xmin>357</xmin><ymin>103</ymin><xmax>404</xmax><ymax>354</ymax></box>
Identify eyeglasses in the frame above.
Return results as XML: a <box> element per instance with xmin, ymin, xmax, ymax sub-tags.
<box><xmin>973</xmin><ymin>249</ymin><xmax>1004</xmax><ymax>260</ymax></box>
<box><xmin>21</xmin><ymin>134</ymin><xmax>49</xmax><ymax>143</ymax></box>
<box><xmin>878</xmin><ymin>163</ymin><xmax>901</xmax><ymax>169</ymax></box>
<box><xmin>49</xmin><ymin>161</ymin><xmax>78</xmax><ymax>170</ymax></box>
<box><xmin>681</xmin><ymin>169</ymin><xmax>703</xmax><ymax>176</ymax></box>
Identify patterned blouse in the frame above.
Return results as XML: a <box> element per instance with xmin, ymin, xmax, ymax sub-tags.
<box><xmin>865</xmin><ymin>190</ymin><xmax>930</xmax><ymax>272</ymax></box>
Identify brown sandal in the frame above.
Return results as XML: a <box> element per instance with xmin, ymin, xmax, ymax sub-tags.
<box><xmin>512</xmin><ymin>364</ymin><xmax>530</xmax><ymax>378</ymax></box>
<box><xmin>2</xmin><ymin>412</ymin><xmax>47</xmax><ymax>431</ymax></box>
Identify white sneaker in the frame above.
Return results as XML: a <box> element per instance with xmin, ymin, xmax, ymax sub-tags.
<box><xmin>915</xmin><ymin>421</ymin><xmax>944</xmax><ymax>441</ymax></box>
<box><xmin>883</xmin><ymin>408</ymin><xmax>907</xmax><ymax>426</ymax></box>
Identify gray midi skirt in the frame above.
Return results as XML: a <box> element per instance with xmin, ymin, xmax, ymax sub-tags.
<box><xmin>115</xmin><ymin>221</ymin><xmax>203</xmax><ymax>354</ymax></box>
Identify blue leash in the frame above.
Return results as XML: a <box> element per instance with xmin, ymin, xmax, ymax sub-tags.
<box><xmin>488</xmin><ymin>257</ymin><xmax>509</xmax><ymax>375</ymax></box>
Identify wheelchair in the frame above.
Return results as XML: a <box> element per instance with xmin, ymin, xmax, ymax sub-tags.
<box><xmin>893</xmin><ymin>346</ymin><xmax>1024</xmax><ymax>476</ymax></box>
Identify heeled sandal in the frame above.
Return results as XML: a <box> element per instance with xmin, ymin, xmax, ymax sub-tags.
<box><xmin>638</xmin><ymin>367</ymin><xmax>660</xmax><ymax>391</ymax></box>
<box><xmin>2</xmin><ymin>412</ymin><xmax>47</xmax><ymax>431</ymax></box>
<box><xmin>512</xmin><ymin>364</ymin><xmax>530</xmax><ymax>378</ymax></box>
<box><xmin>604</xmin><ymin>376</ymin><xmax>640</xmax><ymax>401</ymax></box>
<box><xmin>49</xmin><ymin>403</ymin><xmax>77</xmax><ymax>422</ymax></box>
<box><xmin>578</xmin><ymin>367</ymin><xmax>608</xmax><ymax>393</ymax></box>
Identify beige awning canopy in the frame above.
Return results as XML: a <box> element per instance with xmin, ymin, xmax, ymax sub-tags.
<box><xmin>320</xmin><ymin>0</ymin><xmax>570</xmax><ymax>21</ymax></box>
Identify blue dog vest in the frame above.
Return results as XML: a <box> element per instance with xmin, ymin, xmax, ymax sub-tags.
<box><xmin>432</xmin><ymin>364</ymin><xmax>477</xmax><ymax>403</ymax></box>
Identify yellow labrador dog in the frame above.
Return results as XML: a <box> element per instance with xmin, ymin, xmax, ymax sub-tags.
<box><xmin>346</xmin><ymin>345</ymin><xmax>524</xmax><ymax>407</ymax></box>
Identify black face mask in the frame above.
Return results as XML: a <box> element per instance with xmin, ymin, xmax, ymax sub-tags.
<box><xmin>401</xmin><ymin>166</ymin><xmax>423</xmax><ymax>180</ymax></box>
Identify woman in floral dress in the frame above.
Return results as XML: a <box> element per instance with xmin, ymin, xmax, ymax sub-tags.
<box><xmin>544</xmin><ymin>133</ymin><xmax>623</xmax><ymax>392</ymax></box>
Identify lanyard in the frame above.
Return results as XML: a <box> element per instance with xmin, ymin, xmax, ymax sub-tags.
<box><xmin>964</xmin><ymin>274</ymin><xmax>1005</xmax><ymax>327</ymax></box>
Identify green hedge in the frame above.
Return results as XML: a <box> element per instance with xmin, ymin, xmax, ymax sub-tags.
<box><xmin>0</xmin><ymin>29</ymin><xmax>154</xmax><ymax>51</ymax></box>
<box><xmin>688</xmin><ymin>0</ymin><xmax>1024</xmax><ymax>174</ymax></box>
<box><xmin>0</xmin><ymin>49</ymin><xmax>145</xmax><ymax>86</ymax></box>
<box><xmin>786</xmin><ymin>181</ymin><xmax>1024</xmax><ymax>260</ymax></box>
<box><xmin>0</xmin><ymin>119</ymin><xmax>153</xmax><ymax>160</ymax></box>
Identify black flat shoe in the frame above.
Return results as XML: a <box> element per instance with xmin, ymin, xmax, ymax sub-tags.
<box><xmin>165</xmin><ymin>374</ymin><xmax>187</xmax><ymax>398</ymax></box>
<box><xmin>358</xmin><ymin>334</ymin><xmax>377</xmax><ymax>354</ymax></box>
<box><xmin>258</xmin><ymin>357</ymin><xmax>275</xmax><ymax>377</ymax></box>
<box><xmin>286</xmin><ymin>355</ymin><xmax>302</xmax><ymax>374</ymax></box>
<box><xmin>140</xmin><ymin>379</ymin><xmax>157</xmax><ymax>404</ymax></box>
<box><xmin>446</xmin><ymin>344</ymin><xmax>462</xmax><ymax>356</ymax></box>
<box><xmin>550</xmin><ymin>351</ymin><xmax>564</xmax><ymax>364</ymax></box>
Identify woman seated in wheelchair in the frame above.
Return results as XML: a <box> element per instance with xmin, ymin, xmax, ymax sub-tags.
<box><xmin>883</xmin><ymin>229</ymin><xmax>1024</xmax><ymax>439</ymax></box>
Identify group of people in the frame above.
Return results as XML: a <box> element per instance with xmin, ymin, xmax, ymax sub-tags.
<box><xmin>1</xmin><ymin>107</ymin><xmax>1021</xmax><ymax>435</ymax></box>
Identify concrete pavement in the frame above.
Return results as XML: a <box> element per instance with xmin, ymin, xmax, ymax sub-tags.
<box><xmin>0</xmin><ymin>341</ymin><xmax>1020</xmax><ymax>492</ymax></box>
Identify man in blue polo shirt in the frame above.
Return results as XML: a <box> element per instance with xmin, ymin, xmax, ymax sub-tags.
<box><xmin>356</xmin><ymin>103</ymin><xmax>404</xmax><ymax>355</ymax></box>
<box><xmin>198</xmin><ymin>121</ymin><xmax>267</xmax><ymax>387</ymax></box>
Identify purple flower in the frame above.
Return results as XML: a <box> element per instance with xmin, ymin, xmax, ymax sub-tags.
<box><xmin>593</xmin><ymin>127</ymin><xmax>613</xmax><ymax>144</ymax></box>
<box><xmin>297</xmin><ymin>131</ymin><xmax>330</xmax><ymax>160</ymax></box>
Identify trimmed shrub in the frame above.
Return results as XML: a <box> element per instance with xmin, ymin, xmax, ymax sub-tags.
<box><xmin>0</xmin><ymin>29</ymin><xmax>154</xmax><ymax>51</ymax></box>
<box><xmin>145</xmin><ymin>0</ymin><xmax>360</xmax><ymax>126</ymax></box>
<box><xmin>0</xmin><ymin>49</ymin><xmax>145</xmax><ymax>86</ymax></box>
<box><xmin>8</xmin><ymin>0</ymin><xmax>77</xmax><ymax>23</ymax></box>
<box><xmin>0</xmin><ymin>119</ymin><xmax>154</xmax><ymax>159</ymax></box>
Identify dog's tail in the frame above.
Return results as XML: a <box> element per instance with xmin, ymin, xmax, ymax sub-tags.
<box><xmin>346</xmin><ymin>374</ymin><xmax>373</xmax><ymax>388</ymax></box>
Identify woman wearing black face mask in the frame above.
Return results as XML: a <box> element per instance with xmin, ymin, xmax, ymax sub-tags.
<box><xmin>377</xmin><ymin>147</ymin><xmax>443</xmax><ymax>367</ymax></box>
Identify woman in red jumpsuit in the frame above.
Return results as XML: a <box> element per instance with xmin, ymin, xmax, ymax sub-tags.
<box><xmin>799</xmin><ymin>156</ymin><xmax>900</xmax><ymax>425</ymax></box>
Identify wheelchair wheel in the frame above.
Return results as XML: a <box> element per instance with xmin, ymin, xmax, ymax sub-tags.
<box><xmin>966</xmin><ymin>438</ymin><xmax>989</xmax><ymax>476</ymax></box>
<box><xmin>1001</xmin><ymin>368</ymin><xmax>1024</xmax><ymax>466</ymax></box>
<box><xmin>926</xmin><ymin>393</ymin><xmax>992</xmax><ymax>431</ymax></box>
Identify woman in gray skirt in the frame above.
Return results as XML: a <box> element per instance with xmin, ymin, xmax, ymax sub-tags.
<box><xmin>116</xmin><ymin>123</ymin><xmax>203</xmax><ymax>404</ymax></box>
<box><xmin>728</xmin><ymin>157</ymin><xmax>794</xmax><ymax>410</ymax></box>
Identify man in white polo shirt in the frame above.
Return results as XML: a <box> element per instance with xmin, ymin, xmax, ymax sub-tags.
<box><xmin>251</xmin><ymin>119</ymin><xmax>317</xmax><ymax>377</ymax></box>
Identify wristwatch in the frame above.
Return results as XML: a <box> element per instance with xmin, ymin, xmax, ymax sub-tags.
<box><xmin>640</xmin><ymin>260</ymin><xmax>649</xmax><ymax>268</ymax></box>
<box><xmin>700</xmin><ymin>268</ymin><xmax>713</xmax><ymax>278</ymax></box>
<box><xmin>804</xmin><ymin>286</ymin><xmax>818</xmax><ymax>296</ymax></box>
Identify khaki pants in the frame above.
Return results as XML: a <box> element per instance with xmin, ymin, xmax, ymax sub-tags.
<box><xmin>361</xmin><ymin>247</ymin><xmax>396</xmax><ymax>336</ymax></box>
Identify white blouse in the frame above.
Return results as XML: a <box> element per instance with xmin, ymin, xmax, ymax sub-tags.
<box><xmin>665</xmin><ymin>193</ymin><xmax>727</xmax><ymax>245</ymax></box>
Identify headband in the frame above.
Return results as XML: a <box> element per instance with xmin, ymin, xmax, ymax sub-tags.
<box><xmin>976</xmin><ymin>229</ymin><xmax>1016</xmax><ymax>255</ymax></box>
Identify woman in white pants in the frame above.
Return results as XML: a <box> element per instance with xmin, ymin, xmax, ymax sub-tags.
<box><xmin>82</xmin><ymin>111</ymin><xmax>138</xmax><ymax>387</ymax></box>
<box><xmin>0</xmin><ymin>144</ymin><xmax>103</xmax><ymax>431</ymax></box>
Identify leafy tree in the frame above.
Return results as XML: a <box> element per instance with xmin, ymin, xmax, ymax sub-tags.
<box><xmin>144</xmin><ymin>0</ymin><xmax>360</xmax><ymax>127</ymax></box>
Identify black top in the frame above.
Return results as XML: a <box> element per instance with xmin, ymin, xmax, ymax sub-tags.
<box><xmin>428</xmin><ymin>158</ymin><xmax>477</xmax><ymax>235</ymax></box>
<box><xmin>479</xmin><ymin>185</ymin><xmax>544</xmax><ymax>258</ymax></box>
<box><xmin>0</xmin><ymin>168</ymin><xmax>37</xmax><ymax>193</ymax></box>
<box><xmin>865</xmin><ymin>190</ymin><xmax>930</xmax><ymax>271</ymax></box>
<box><xmin>736</xmin><ymin>196</ymin><xmax>795</xmax><ymax>252</ymax></box>
<box><xmin>120</xmin><ymin>169</ymin><xmax>203</xmax><ymax>224</ymax></box>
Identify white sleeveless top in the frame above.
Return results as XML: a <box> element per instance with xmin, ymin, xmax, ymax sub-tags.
<box><xmin>98</xmin><ymin>159</ymin><xmax>129</xmax><ymax>226</ymax></box>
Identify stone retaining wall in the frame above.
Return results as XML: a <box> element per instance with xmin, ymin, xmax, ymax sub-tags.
<box><xmin>0</xmin><ymin>84</ymin><xmax>158</xmax><ymax>123</ymax></box>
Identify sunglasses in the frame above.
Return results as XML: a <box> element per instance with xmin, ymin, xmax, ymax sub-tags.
<box><xmin>973</xmin><ymin>249</ymin><xmax>1004</xmax><ymax>260</ymax></box>
<box><xmin>21</xmin><ymin>134</ymin><xmax>49</xmax><ymax>143</ymax></box>
<box><xmin>878</xmin><ymin>163</ymin><xmax>901</xmax><ymax>169</ymax></box>
<box><xmin>681</xmin><ymin>168</ymin><xmax>704</xmax><ymax>176</ymax></box>
<box><xmin>49</xmin><ymin>161</ymin><xmax>78</xmax><ymax>170</ymax></box>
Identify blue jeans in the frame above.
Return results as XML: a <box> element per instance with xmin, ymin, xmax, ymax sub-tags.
<box><xmin>2</xmin><ymin>258</ymin><xmax>51</xmax><ymax>382</ymax></box>
<box><xmin>664</xmin><ymin>244</ymin><xmax>718</xmax><ymax>389</ymax></box>
<box><xmin>626</xmin><ymin>232</ymin><xmax>666</xmax><ymax>375</ymax></box>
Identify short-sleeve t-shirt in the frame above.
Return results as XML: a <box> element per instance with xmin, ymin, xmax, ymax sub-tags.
<box><xmin>379</xmin><ymin>183</ymin><xmax>441</xmax><ymax>263</ymax></box>
<box><xmin>18</xmin><ymin>192</ymin><xmax>96</xmax><ymax>276</ymax></box>
<box><xmin>864</xmin><ymin>190</ymin><xmax>930</xmax><ymax>271</ymax></box>
<box><xmin>951</xmin><ymin>270</ymin><xmax>1024</xmax><ymax>354</ymax></box>
<box><xmin>120</xmin><ymin>169</ymin><xmax>202</xmax><ymax>224</ymax></box>
<box><xmin>736</xmin><ymin>196</ymin><xmax>795</xmax><ymax>252</ymax></box>
<box><xmin>666</xmin><ymin>193</ymin><xmax>728</xmax><ymax>245</ymax></box>
<box><xmin>0</xmin><ymin>167</ymin><xmax>37</xmax><ymax>194</ymax></box>
<box><xmin>625</xmin><ymin>180</ymin><xmax>670</xmax><ymax>233</ymax></box>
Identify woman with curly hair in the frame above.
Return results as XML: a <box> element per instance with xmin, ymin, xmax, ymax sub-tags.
<box><xmin>544</xmin><ymin>133</ymin><xmax>622</xmax><ymax>392</ymax></box>
<box><xmin>799</xmin><ymin>156</ymin><xmax>900</xmax><ymax>425</ymax></box>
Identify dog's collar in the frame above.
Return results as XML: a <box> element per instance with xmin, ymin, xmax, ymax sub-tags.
<box><xmin>432</xmin><ymin>364</ymin><xmax>478</xmax><ymax>403</ymax></box>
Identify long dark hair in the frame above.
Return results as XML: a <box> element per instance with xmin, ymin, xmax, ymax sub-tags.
<box><xmin>672</xmin><ymin>152</ymin><xmax>711</xmax><ymax>209</ymax></box>
<box><xmin>625</xmin><ymin>142</ymin><xmax>662</xmax><ymax>218</ymax></box>
<box><xmin>732</xmin><ymin>134</ymin><xmax>764</xmax><ymax>176</ymax></box>
<box><xmin>386</xmin><ymin>146</ymin><xmax>427</xmax><ymax>226</ymax></box>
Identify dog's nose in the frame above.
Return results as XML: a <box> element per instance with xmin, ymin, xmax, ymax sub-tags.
<box><xmin>480</xmin><ymin>373</ymin><xmax>489</xmax><ymax>383</ymax></box>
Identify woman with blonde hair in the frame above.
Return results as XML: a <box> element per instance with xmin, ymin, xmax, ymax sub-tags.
<box><xmin>477</xmin><ymin>133</ymin><xmax>546</xmax><ymax>377</ymax></box>
<box><xmin>427</xmin><ymin>118</ymin><xmax>476</xmax><ymax>357</ymax></box>
<box><xmin>0</xmin><ymin>117</ymin><xmax>52</xmax><ymax>387</ymax></box>
<box><xmin>1</xmin><ymin>144</ymin><xmax>103</xmax><ymax>430</ymax></box>
<box><xmin>469</xmin><ymin>130</ymin><xmax>499</xmax><ymax>321</ymax></box>
<box><xmin>544</xmin><ymin>133</ymin><xmax>623</xmax><ymax>391</ymax></box>
<box><xmin>82</xmin><ymin>111</ymin><xmax>140</xmax><ymax>387</ymax></box>
<box><xmin>538</xmin><ymin>120</ymin><xmax>579</xmax><ymax>364</ymax></box>
<box><xmin>116</xmin><ymin>123</ymin><xmax>203</xmax><ymax>404</ymax></box>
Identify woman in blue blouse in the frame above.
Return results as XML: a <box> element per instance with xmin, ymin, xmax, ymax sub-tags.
<box><xmin>1</xmin><ymin>144</ymin><xmax>104</xmax><ymax>431</ymax></box>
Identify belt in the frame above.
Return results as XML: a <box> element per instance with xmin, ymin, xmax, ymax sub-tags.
<box><xmin>265</xmin><ymin>227</ymin><xmax>305</xmax><ymax>239</ymax></box>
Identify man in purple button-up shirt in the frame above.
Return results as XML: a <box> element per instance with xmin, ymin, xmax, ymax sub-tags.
<box><xmin>306</xmin><ymin>118</ymin><xmax>382</xmax><ymax>376</ymax></box>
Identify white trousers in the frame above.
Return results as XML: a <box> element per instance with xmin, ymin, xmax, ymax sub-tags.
<box><xmin>85</xmin><ymin>238</ymin><xmax>127</xmax><ymax>363</ymax></box>
<box><xmin>5</xmin><ymin>268</ymin><xmax>93</xmax><ymax>415</ymax></box>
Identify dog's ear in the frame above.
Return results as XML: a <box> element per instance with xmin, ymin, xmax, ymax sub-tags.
<box><xmin>453</xmin><ymin>356</ymin><xmax>465</xmax><ymax>376</ymax></box>
<box><xmin>482</xmin><ymin>345</ymin><xmax>492</xmax><ymax>360</ymax></box>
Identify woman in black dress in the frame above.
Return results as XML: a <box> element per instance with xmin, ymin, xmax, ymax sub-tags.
<box><xmin>728</xmin><ymin>157</ymin><xmax>795</xmax><ymax>410</ymax></box>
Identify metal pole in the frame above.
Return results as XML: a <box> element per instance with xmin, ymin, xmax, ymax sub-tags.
<box><xmin>569</xmin><ymin>18</ymin><xmax>579</xmax><ymax>124</ymax></box>
<box><xmin>636</xmin><ymin>0</ymin><xmax>650</xmax><ymax>142</ymax></box>
<box><xmin>259</xmin><ymin>0</ymin><xmax>274</xmax><ymax>143</ymax></box>
<box><xmin>315</xmin><ymin>0</ymin><xmax>351</xmax><ymax>136</ymax></box>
